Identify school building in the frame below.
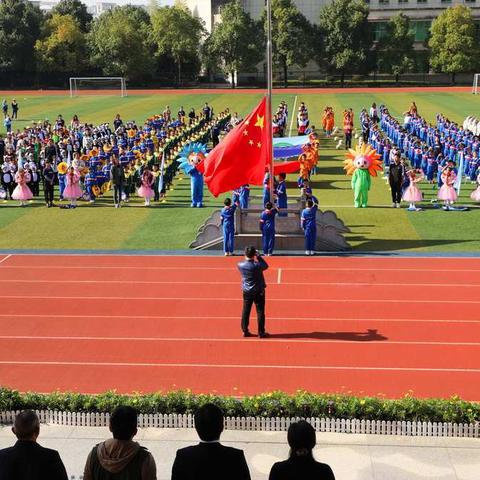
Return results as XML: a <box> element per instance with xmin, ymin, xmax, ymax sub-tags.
<box><xmin>185</xmin><ymin>0</ymin><xmax>480</xmax><ymax>54</ymax></box>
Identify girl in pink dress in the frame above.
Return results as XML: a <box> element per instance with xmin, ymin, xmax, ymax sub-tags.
<box><xmin>437</xmin><ymin>167</ymin><xmax>457</xmax><ymax>210</ymax></box>
<box><xmin>12</xmin><ymin>168</ymin><xmax>33</xmax><ymax>206</ymax></box>
<box><xmin>138</xmin><ymin>168</ymin><xmax>154</xmax><ymax>206</ymax></box>
<box><xmin>471</xmin><ymin>172</ymin><xmax>480</xmax><ymax>202</ymax></box>
<box><xmin>63</xmin><ymin>167</ymin><xmax>82</xmax><ymax>208</ymax></box>
<box><xmin>402</xmin><ymin>169</ymin><xmax>424</xmax><ymax>211</ymax></box>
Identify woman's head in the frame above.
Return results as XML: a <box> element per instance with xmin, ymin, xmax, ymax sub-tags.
<box><xmin>288</xmin><ymin>421</ymin><xmax>316</xmax><ymax>457</ymax></box>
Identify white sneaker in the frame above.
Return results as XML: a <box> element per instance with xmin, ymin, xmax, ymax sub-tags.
<box><xmin>114</xmin><ymin>204</ymin><xmax>118</xmax><ymax>208</ymax></box>
<box><xmin>305</xmin><ymin>251</ymin><xmax>310</xmax><ymax>256</ymax></box>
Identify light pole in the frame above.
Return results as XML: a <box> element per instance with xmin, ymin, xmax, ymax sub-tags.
<box><xmin>266</xmin><ymin>0</ymin><xmax>275</xmax><ymax>203</ymax></box>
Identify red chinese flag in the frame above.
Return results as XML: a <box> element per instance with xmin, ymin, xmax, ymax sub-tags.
<box><xmin>198</xmin><ymin>97</ymin><xmax>269</xmax><ymax>197</ymax></box>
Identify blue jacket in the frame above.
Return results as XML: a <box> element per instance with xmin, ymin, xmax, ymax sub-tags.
<box><xmin>237</xmin><ymin>257</ymin><xmax>268</xmax><ymax>294</ymax></box>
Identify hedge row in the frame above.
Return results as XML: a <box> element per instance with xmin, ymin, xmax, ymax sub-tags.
<box><xmin>0</xmin><ymin>388</ymin><xmax>478</xmax><ymax>424</ymax></box>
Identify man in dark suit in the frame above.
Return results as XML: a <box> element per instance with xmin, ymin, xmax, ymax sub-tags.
<box><xmin>0</xmin><ymin>410</ymin><xmax>68</xmax><ymax>480</ymax></box>
<box><xmin>172</xmin><ymin>403</ymin><xmax>250</xmax><ymax>480</ymax></box>
<box><xmin>237</xmin><ymin>245</ymin><xmax>269</xmax><ymax>338</ymax></box>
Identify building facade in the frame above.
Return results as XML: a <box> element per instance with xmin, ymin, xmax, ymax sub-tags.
<box><xmin>186</xmin><ymin>0</ymin><xmax>480</xmax><ymax>42</ymax></box>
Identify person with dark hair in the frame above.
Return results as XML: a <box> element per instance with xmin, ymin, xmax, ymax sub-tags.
<box><xmin>260</xmin><ymin>201</ymin><xmax>278</xmax><ymax>256</ymax></box>
<box><xmin>221</xmin><ymin>197</ymin><xmax>237</xmax><ymax>256</ymax></box>
<box><xmin>237</xmin><ymin>245</ymin><xmax>269</xmax><ymax>337</ymax></box>
<box><xmin>171</xmin><ymin>403</ymin><xmax>251</xmax><ymax>480</ymax></box>
<box><xmin>83</xmin><ymin>406</ymin><xmax>156</xmax><ymax>480</ymax></box>
<box><xmin>269</xmin><ymin>420</ymin><xmax>335</xmax><ymax>480</ymax></box>
<box><xmin>0</xmin><ymin>410</ymin><xmax>68</xmax><ymax>480</ymax></box>
<box><xmin>301</xmin><ymin>199</ymin><xmax>318</xmax><ymax>256</ymax></box>
<box><xmin>110</xmin><ymin>156</ymin><xmax>125</xmax><ymax>208</ymax></box>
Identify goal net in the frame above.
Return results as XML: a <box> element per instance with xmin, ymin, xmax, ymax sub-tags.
<box><xmin>473</xmin><ymin>73</ymin><xmax>480</xmax><ymax>94</ymax></box>
<box><xmin>69</xmin><ymin>77</ymin><xmax>127</xmax><ymax>97</ymax></box>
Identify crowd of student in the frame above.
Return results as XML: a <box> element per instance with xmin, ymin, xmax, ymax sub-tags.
<box><xmin>0</xmin><ymin>103</ymin><xmax>231</xmax><ymax>208</ymax></box>
<box><xmin>0</xmin><ymin>406</ymin><xmax>335</xmax><ymax>480</ymax></box>
<box><xmin>360</xmin><ymin>102</ymin><xmax>480</xmax><ymax>210</ymax></box>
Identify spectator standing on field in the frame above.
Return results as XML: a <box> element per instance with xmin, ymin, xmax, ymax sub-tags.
<box><xmin>172</xmin><ymin>403</ymin><xmax>251</xmax><ymax>480</ymax></box>
<box><xmin>1</xmin><ymin>99</ymin><xmax>7</xmax><ymax>118</ymax></box>
<box><xmin>0</xmin><ymin>410</ymin><xmax>68</xmax><ymax>480</ymax></box>
<box><xmin>11</xmin><ymin>99</ymin><xmax>18</xmax><ymax>120</ymax></box>
<box><xmin>389</xmin><ymin>153</ymin><xmax>405</xmax><ymax>208</ymax></box>
<box><xmin>3</xmin><ymin>115</ymin><xmax>12</xmax><ymax>133</ymax></box>
<box><xmin>83</xmin><ymin>406</ymin><xmax>156</xmax><ymax>480</ymax></box>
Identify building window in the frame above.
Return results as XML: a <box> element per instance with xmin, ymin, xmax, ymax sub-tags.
<box><xmin>372</xmin><ymin>22</ymin><xmax>388</xmax><ymax>41</ymax></box>
<box><xmin>417</xmin><ymin>0</ymin><xmax>427</xmax><ymax>3</ymax></box>
<box><xmin>441</xmin><ymin>0</ymin><xmax>452</xmax><ymax>3</ymax></box>
<box><xmin>410</xmin><ymin>20</ymin><xmax>431</xmax><ymax>42</ymax></box>
<box><xmin>378</xmin><ymin>0</ymin><xmax>389</xmax><ymax>4</ymax></box>
<box><xmin>399</xmin><ymin>0</ymin><xmax>408</xmax><ymax>3</ymax></box>
<box><xmin>465</xmin><ymin>0</ymin><xmax>476</xmax><ymax>3</ymax></box>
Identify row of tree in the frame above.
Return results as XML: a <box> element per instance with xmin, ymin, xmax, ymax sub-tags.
<box><xmin>0</xmin><ymin>0</ymin><xmax>478</xmax><ymax>87</ymax></box>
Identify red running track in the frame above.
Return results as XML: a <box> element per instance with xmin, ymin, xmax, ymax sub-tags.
<box><xmin>0</xmin><ymin>254</ymin><xmax>479</xmax><ymax>400</ymax></box>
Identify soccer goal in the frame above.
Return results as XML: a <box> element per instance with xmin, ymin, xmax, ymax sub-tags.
<box><xmin>473</xmin><ymin>74</ymin><xmax>480</xmax><ymax>94</ymax></box>
<box><xmin>69</xmin><ymin>77</ymin><xmax>127</xmax><ymax>97</ymax></box>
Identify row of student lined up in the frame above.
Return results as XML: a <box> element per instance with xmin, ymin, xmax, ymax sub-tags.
<box><xmin>359</xmin><ymin>107</ymin><xmax>480</xmax><ymax>210</ymax></box>
<box><xmin>0</xmin><ymin>406</ymin><xmax>335</xmax><ymax>480</ymax></box>
<box><xmin>0</xmin><ymin>109</ymin><xmax>232</xmax><ymax>207</ymax></box>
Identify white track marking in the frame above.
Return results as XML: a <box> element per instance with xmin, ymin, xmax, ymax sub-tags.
<box><xmin>0</xmin><ymin>279</ymin><xmax>479</xmax><ymax>288</ymax></box>
<box><xmin>2</xmin><ymin>265</ymin><xmax>480</xmax><ymax>272</ymax></box>
<box><xmin>1</xmin><ymin>295</ymin><xmax>479</xmax><ymax>304</ymax></box>
<box><xmin>0</xmin><ymin>314</ymin><xmax>478</xmax><ymax>323</ymax></box>
<box><xmin>289</xmin><ymin>95</ymin><xmax>298</xmax><ymax>136</ymax></box>
<box><xmin>0</xmin><ymin>255</ymin><xmax>11</xmax><ymax>266</ymax></box>
<box><xmin>1</xmin><ymin>335</ymin><xmax>479</xmax><ymax>347</ymax></box>
<box><xmin>0</xmin><ymin>360</ymin><xmax>478</xmax><ymax>373</ymax></box>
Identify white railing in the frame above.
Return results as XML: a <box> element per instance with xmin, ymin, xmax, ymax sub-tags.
<box><xmin>0</xmin><ymin>411</ymin><xmax>478</xmax><ymax>438</ymax></box>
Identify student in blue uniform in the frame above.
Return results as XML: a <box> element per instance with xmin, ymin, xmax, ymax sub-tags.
<box><xmin>275</xmin><ymin>172</ymin><xmax>288</xmax><ymax>216</ymax></box>
<box><xmin>301</xmin><ymin>199</ymin><xmax>318</xmax><ymax>256</ymax></box>
<box><xmin>263</xmin><ymin>171</ymin><xmax>270</xmax><ymax>207</ymax></box>
<box><xmin>220</xmin><ymin>198</ymin><xmax>237</xmax><ymax>256</ymax></box>
<box><xmin>239</xmin><ymin>184</ymin><xmax>250</xmax><ymax>209</ymax></box>
<box><xmin>260</xmin><ymin>202</ymin><xmax>278</xmax><ymax>256</ymax></box>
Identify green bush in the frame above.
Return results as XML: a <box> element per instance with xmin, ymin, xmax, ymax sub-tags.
<box><xmin>0</xmin><ymin>388</ymin><xmax>478</xmax><ymax>424</ymax></box>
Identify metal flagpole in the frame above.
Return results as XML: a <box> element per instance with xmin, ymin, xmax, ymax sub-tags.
<box><xmin>266</xmin><ymin>0</ymin><xmax>275</xmax><ymax>203</ymax></box>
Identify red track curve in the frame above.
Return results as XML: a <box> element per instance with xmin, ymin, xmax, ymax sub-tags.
<box><xmin>0</xmin><ymin>254</ymin><xmax>479</xmax><ymax>400</ymax></box>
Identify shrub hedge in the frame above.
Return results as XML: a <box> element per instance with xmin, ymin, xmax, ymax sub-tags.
<box><xmin>0</xmin><ymin>388</ymin><xmax>478</xmax><ymax>424</ymax></box>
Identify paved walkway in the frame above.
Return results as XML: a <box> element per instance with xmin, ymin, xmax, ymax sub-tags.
<box><xmin>1</xmin><ymin>425</ymin><xmax>479</xmax><ymax>479</ymax></box>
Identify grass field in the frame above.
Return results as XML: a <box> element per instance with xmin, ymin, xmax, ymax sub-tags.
<box><xmin>0</xmin><ymin>90</ymin><xmax>479</xmax><ymax>252</ymax></box>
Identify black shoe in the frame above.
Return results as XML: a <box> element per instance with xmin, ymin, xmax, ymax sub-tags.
<box><xmin>258</xmin><ymin>332</ymin><xmax>269</xmax><ymax>338</ymax></box>
<box><xmin>243</xmin><ymin>331</ymin><xmax>254</xmax><ymax>338</ymax></box>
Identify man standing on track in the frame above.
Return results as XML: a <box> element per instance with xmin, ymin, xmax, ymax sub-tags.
<box><xmin>237</xmin><ymin>246</ymin><xmax>269</xmax><ymax>338</ymax></box>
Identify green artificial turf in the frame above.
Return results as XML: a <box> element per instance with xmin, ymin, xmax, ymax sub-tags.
<box><xmin>0</xmin><ymin>90</ymin><xmax>479</xmax><ymax>251</ymax></box>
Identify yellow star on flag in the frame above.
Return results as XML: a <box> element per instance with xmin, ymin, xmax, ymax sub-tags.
<box><xmin>243</xmin><ymin>130</ymin><xmax>248</xmax><ymax>136</ymax></box>
<box><xmin>254</xmin><ymin>115</ymin><xmax>265</xmax><ymax>129</ymax></box>
<box><xmin>257</xmin><ymin>142</ymin><xmax>262</xmax><ymax>148</ymax></box>
<box><xmin>249</xmin><ymin>140</ymin><xmax>254</xmax><ymax>146</ymax></box>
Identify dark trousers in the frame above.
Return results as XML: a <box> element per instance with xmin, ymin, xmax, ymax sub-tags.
<box><xmin>113</xmin><ymin>184</ymin><xmax>122</xmax><ymax>204</ymax></box>
<box><xmin>390</xmin><ymin>181</ymin><xmax>402</xmax><ymax>203</ymax></box>
<box><xmin>345</xmin><ymin>132</ymin><xmax>352</xmax><ymax>149</ymax></box>
<box><xmin>241</xmin><ymin>290</ymin><xmax>265</xmax><ymax>334</ymax></box>
<box><xmin>44</xmin><ymin>182</ymin><xmax>54</xmax><ymax>204</ymax></box>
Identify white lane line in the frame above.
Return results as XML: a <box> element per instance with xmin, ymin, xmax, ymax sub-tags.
<box><xmin>0</xmin><ymin>360</ymin><xmax>478</xmax><ymax>373</ymax></box>
<box><xmin>289</xmin><ymin>95</ymin><xmax>298</xmax><ymax>136</ymax></box>
<box><xmin>0</xmin><ymin>279</ymin><xmax>479</xmax><ymax>288</ymax></box>
<box><xmin>0</xmin><ymin>255</ymin><xmax>12</xmax><ymax>266</ymax></box>
<box><xmin>0</xmin><ymin>314</ymin><xmax>478</xmax><ymax>323</ymax></box>
<box><xmin>2</xmin><ymin>265</ymin><xmax>480</xmax><ymax>273</ymax></box>
<box><xmin>1</xmin><ymin>295</ymin><xmax>478</xmax><ymax>304</ymax></box>
<box><xmin>1</xmin><ymin>335</ymin><xmax>479</xmax><ymax>346</ymax></box>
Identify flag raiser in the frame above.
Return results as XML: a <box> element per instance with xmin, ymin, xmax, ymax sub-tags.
<box><xmin>198</xmin><ymin>97</ymin><xmax>270</xmax><ymax>197</ymax></box>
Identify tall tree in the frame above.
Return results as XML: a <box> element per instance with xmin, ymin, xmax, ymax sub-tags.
<box><xmin>88</xmin><ymin>6</ymin><xmax>154</xmax><ymax>81</ymax></box>
<box><xmin>151</xmin><ymin>5</ymin><xmax>205</xmax><ymax>84</ymax></box>
<box><xmin>263</xmin><ymin>0</ymin><xmax>315</xmax><ymax>88</ymax></box>
<box><xmin>429</xmin><ymin>5</ymin><xmax>479</xmax><ymax>83</ymax></box>
<box><xmin>52</xmin><ymin>0</ymin><xmax>92</xmax><ymax>32</ymax></box>
<box><xmin>206</xmin><ymin>1</ymin><xmax>264</xmax><ymax>88</ymax></box>
<box><xmin>35</xmin><ymin>14</ymin><xmax>86</xmax><ymax>73</ymax></box>
<box><xmin>318</xmin><ymin>0</ymin><xmax>371</xmax><ymax>85</ymax></box>
<box><xmin>377</xmin><ymin>13</ymin><xmax>415</xmax><ymax>81</ymax></box>
<box><xmin>0</xmin><ymin>0</ymin><xmax>43</xmax><ymax>72</ymax></box>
